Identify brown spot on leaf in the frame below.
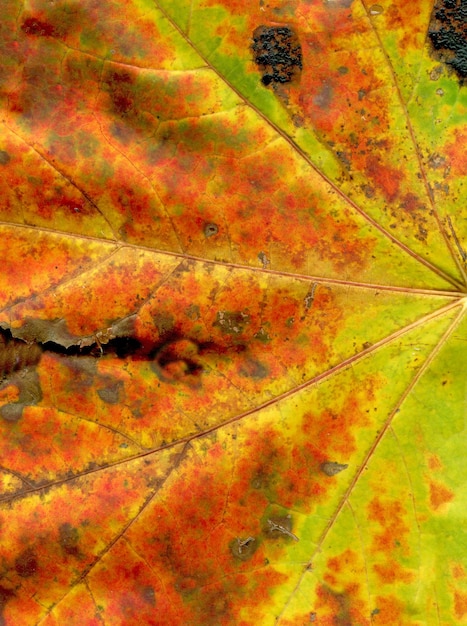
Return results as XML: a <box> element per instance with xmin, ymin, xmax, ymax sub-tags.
<box><xmin>215</xmin><ymin>311</ymin><xmax>250</xmax><ymax>336</ymax></box>
<box><xmin>0</xmin><ymin>151</ymin><xmax>10</xmax><ymax>165</ymax></box>
<box><xmin>97</xmin><ymin>380</ymin><xmax>123</xmax><ymax>404</ymax></box>
<box><xmin>59</xmin><ymin>523</ymin><xmax>80</xmax><ymax>557</ymax></box>
<box><xmin>229</xmin><ymin>536</ymin><xmax>257</xmax><ymax>561</ymax></box>
<box><xmin>140</xmin><ymin>585</ymin><xmax>156</xmax><ymax>606</ymax></box>
<box><xmin>320</xmin><ymin>461</ymin><xmax>348</xmax><ymax>476</ymax></box>
<box><xmin>263</xmin><ymin>515</ymin><xmax>298</xmax><ymax>541</ymax></box>
<box><xmin>204</xmin><ymin>222</ymin><xmax>219</xmax><ymax>237</ymax></box>
<box><xmin>15</xmin><ymin>548</ymin><xmax>38</xmax><ymax>578</ymax></box>
<box><xmin>239</xmin><ymin>357</ymin><xmax>269</xmax><ymax>380</ymax></box>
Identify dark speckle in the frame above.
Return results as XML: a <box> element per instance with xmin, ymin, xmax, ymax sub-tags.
<box><xmin>15</xmin><ymin>548</ymin><xmax>38</xmax><ymax>578</ymax></box>
<box><xmin>0</xmin><ymin>151</ymin><xmax>10</xmax><ymax>165</ymax></box>
<box><xmin>252</xmin><ymin>25</ymin><xmax>302</xmax><ymax>86</ymax></box>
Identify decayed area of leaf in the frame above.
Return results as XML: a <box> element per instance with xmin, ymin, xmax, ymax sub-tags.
<box><xmin>0</xmin><ymin>0</ymin><xmax>466</xmax><ymax>624</ymax></box>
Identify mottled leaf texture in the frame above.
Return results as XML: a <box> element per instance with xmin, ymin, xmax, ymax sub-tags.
<box><xmin>0</xmin><ymin>0</ymin><xmax>466</xmax><ymax>624</ymax></box>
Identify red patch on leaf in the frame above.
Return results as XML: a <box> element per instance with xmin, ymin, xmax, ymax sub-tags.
<box><xmin>364</xmin><ymin>156</ymin><xmax>403</xmax><ymax>202</ymax></box>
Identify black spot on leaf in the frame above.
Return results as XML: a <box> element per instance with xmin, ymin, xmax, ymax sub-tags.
<box><xmin>428</xmin><ymin>0</ymin><xmax>467</xmax><ymax>83</ymax></box>
<box><xmin>252</xmin><ymin>25</ymin><xmax>302</xmax><ymax>86</ymax></box>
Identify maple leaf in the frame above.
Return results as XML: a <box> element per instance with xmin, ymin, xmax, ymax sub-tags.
<box><xmin>0</xmin><ymin>0</ymin><xmax>466</xmax><ymax>624</ymax></box>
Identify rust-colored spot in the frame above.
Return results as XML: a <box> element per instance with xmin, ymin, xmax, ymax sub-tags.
<box><xmin>452</xmin><ymin>563</ymin><xmax>466</xmax><ymax>579</ymax></box>
<box><xmin>454</xmin><ymin>589</ymin><xmax>467</xmax><ymax>620</ymax></box>
<box><xmin>429</xmin><ymin>480</ymin><xmax>454</xmax><ymax>510</ymax></box>
<box><xmin>373</xmin><ymin>559</ymin><xmax>414</xmax><ymax>584</ymax></box>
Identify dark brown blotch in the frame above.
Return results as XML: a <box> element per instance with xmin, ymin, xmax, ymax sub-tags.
<box><xmin>15</xmin><ymin>548</ymin><xmax>38</xmax><ymax>578</ymax></box>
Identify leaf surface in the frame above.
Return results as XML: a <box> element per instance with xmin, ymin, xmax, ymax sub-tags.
<box><xmin>0</xmin><ymin>0</ymin><xmax>466</xmax><ymax>624</ymax></box>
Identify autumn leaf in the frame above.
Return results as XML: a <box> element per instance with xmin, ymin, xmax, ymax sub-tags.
<box><xmin>0</xmin><ymin>0</ymin><xmax>466</xmax><ymax>624</ymax></box>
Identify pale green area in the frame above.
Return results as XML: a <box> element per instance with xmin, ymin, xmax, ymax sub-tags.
<box><xmin>266</xmin><ymin>302</ymin><xmax>467</xmax><ymax>626</ymax></box>
<box><xmin>390</xmin><ymin>310</ymin><xmax>467</xmax><ymax>623</ymax></box>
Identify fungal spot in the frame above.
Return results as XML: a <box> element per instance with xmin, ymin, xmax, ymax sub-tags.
<box><xmin>59</xmin><ymin>523</ymin><xmax>80</xmax><ymax>557</ymax></box>
<box><xmin>264</xmin><ymin>515</ymin><xmax>299</xmax><ymax>541</ymax></box>
<box><xmin>15</xmin><ymin>548</ymin><xmax>38</xmax><ymax>578</ymax></box>
<box><xmin>252</xmin><ymin>25</ymin><xmax>302</xmax><ymax>86</ymax></box>
<box><xmin>321</xmin><ymin>461</ymin><xmax>348</xmax><ymax>476</ymax></box>
<box><xmin>0</xmin><ymin>151</ymin><xmax>10</xmax><ymax>165</ymax></box>
<box><xmin>428</xmin><ymin>0</ymin><xmax>467</xmax><ymax>84</ymax></box>
<box><xmin>204</xmin><ymin>222</ymin><xmax>218</xmax><ymax>237</ymax></box>
<box><xmin>230</xmin><ymin>536</ymin><xmax>257</xmax><ymax>561</ymax></box>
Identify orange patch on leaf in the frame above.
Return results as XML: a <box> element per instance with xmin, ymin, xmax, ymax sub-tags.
<box><xmin>373</xmin><ymin>559</ymin><xmax>414</xmax><ymax>584</ymax></box>
<box><xmin>427</xmin><ymin>454</ymin><xmax>443</xmax><ymax>472</ymax></box>
<box><xmin>454</xmin><ymin>589</ymin><xmax>467</xmax><ymax>620</ymax></box>
<box><xmin>444</xmin><ymin>129</ymin><xmax>467</xmax><ymax>177</ymax></box>
<box><xmin>452</xmin><ymin>563</ymin><xmax>466</xmax><ymax>579</ymax></box>
<box><xmin>429</xmin><ymin>480</ymin><xmax>454</xmax><ymax>510</ymax></box>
